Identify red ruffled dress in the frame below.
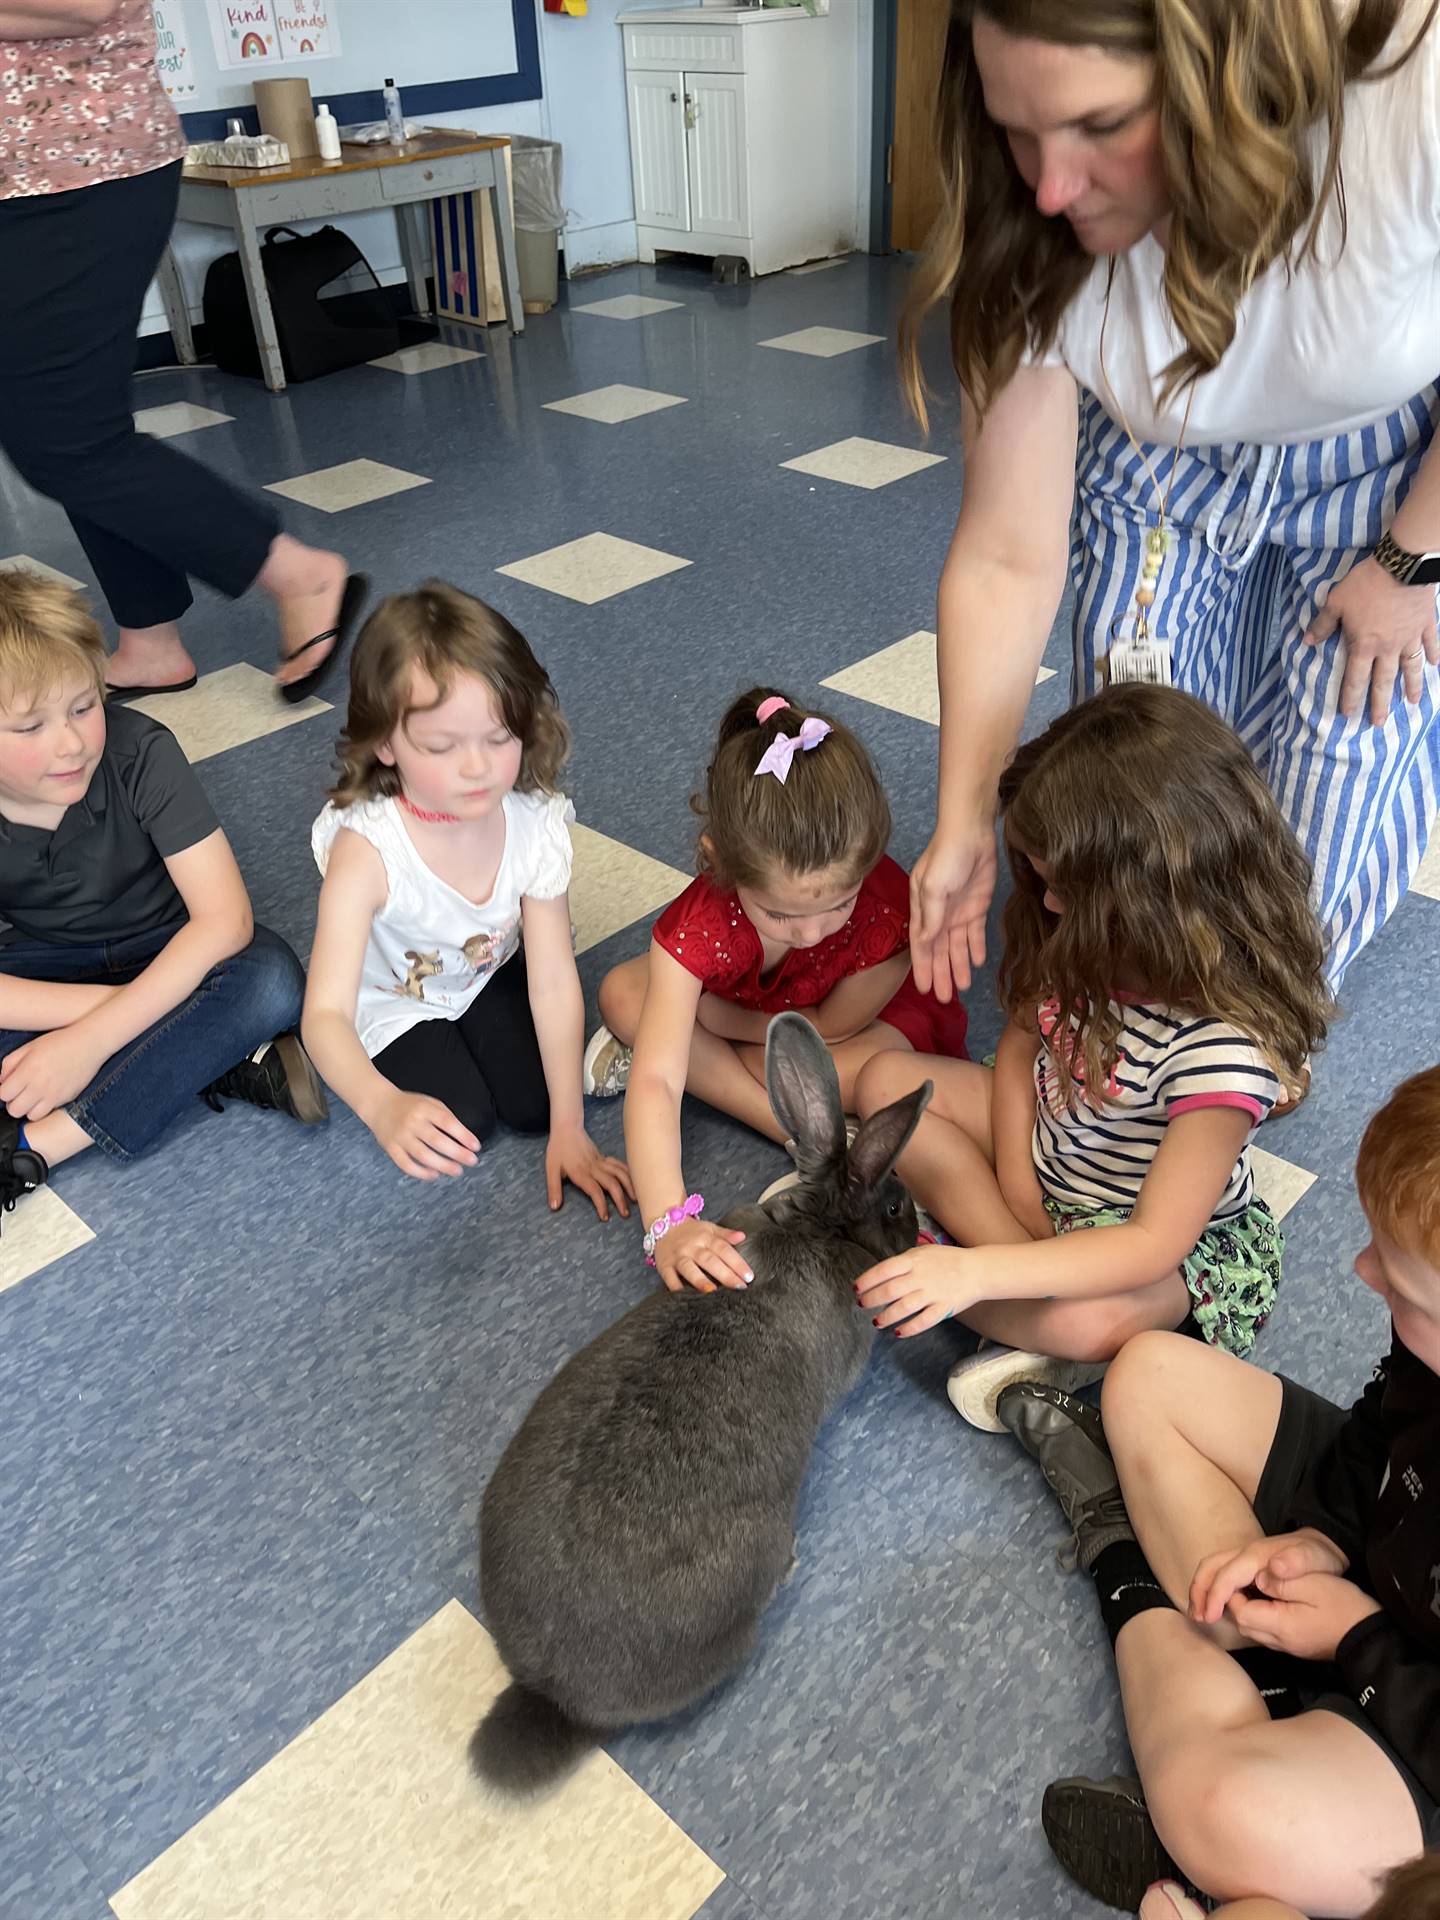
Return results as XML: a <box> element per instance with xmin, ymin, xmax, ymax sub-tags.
<box><xmin>651</xmin><ymin>855</ymin><xmax>969</xmax><ymax>1057</ymax></box>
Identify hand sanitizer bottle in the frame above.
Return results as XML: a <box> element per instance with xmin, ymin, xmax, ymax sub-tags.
<box><xmin>314</xmin><ymin>102</ymin><xmax>341</xmax><ymax>160</ymax></box>
<box><xmin>382</xmin><ymin>78</ymin><xmax>405</xmax><ymax>145</ymax></box>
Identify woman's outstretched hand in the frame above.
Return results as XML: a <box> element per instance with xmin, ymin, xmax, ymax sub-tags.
<box><xmin>909</xmin><ymin>819</ymin><xmax>998</xmax><ymax>1004</ymax></box>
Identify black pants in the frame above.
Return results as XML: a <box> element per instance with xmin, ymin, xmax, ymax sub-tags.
<box><xmin>0</xmin><ymin>160</ymin><xmax>280</xmax><ymax>629</ymax></box>
<box><xmin>372</xmin><ymin>952</ymin><xmax>549</xmax><ymax>1143</ymax></box>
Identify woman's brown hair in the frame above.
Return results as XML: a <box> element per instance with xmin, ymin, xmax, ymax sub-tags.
<box><xmin>330</xmin><ymin>581</ymin><xmax>569</xmax><ymax>807</ymax></box>
<box><xmin>900</xmin><ymin>0</ymin><xmax>1438</xmax><ymax>424</ymax></box>
<box><xmin>693</xmin><ymin>688</ymin><xmax>892</xmax><ymax>890</ymax></box>
<box><xmin>997</xmin><ymin>684</ymin><xmax>1333</xmax><ymax>1102</ymax></box>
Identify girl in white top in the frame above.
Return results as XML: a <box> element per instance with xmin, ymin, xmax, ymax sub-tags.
<box><xmin>901</xmin><ymin>0</ymin><xmax>1440</xmax><ymax>1004</ymax></box>
<box><xmin>302</xmin><ymin>582</ymin><xmax>633</xmax><ymax>1217</ymax></box>
<box><xmin>853</xmin><ymin>685</ymin><xmax>1334</xmax><ymax>1425</ymax></box>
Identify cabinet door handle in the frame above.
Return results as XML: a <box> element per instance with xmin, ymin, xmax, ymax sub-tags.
<box><xmin>684</xmin><ymin>90</ymin><xmax>698</xmax><ymax>129</ymax></box>
<box><xmin>670</xmin><ymin>90</ymin><xmax>678</xmax><ymax>101</ymax></box>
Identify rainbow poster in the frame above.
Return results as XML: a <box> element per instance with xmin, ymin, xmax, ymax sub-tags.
<box><xmin>275</xmin><ymin>5</ymin><xmax>341</xmax><ymax>60</ymax></box>
<box><xmin>206</xmin><ymin>0</ymin><xmax>281</xmax><ymax>69</ymax></box>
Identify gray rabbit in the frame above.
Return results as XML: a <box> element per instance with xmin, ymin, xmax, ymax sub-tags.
<box><xmin>471</xmin><ymin>1010</ymin><xmax>932</xmax><ymax>1795</ymax></box>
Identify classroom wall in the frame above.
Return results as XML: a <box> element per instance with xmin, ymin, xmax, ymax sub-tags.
<box><xmin>143</xmin><ymin>0</ymin><xmax>879</xmax><ymax>335</ymax></box>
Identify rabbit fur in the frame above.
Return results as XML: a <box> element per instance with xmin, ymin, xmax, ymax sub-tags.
<box><xmin>471</xmin><ymin>1011</ymin><xmax>932</xmax><ymax>1795</ymax></box>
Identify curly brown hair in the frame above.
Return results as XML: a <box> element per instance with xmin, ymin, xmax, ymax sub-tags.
<box><xmin>900</xmin><ymin>0</ymin><xmax>1438</xmax><ymax>424</ymax></box>
<box><xmin>329</xmin><ymin>582</ymin><xmax>569</xmax><ymax>807</ymax></box>
<box><xmin>997</xmin><ymin>684</ymin><xmax>1333</xmax><ymax>1104</ymax></box>
<box><xmin>692</xmin><ymin>687</ymin><xmax>892</xmax><ymax>890</ymax></box>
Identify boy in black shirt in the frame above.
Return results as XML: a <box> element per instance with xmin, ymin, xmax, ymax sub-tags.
<box><xmin>0</xmin><ymin>571</ymin><xmax>324</xmax><ymax>1229</ymax></box>
<box><xmin>997</xmin><ymin>1065</ymin><xmax>1440</xmax><ymax>1916</ymax></box>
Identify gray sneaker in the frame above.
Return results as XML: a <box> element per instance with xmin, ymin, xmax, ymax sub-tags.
<box><xmin>996</xmin><ymin>1382</ymin><xmax>1135</xmax><ymax>1571</ymax></box>
<box><xmin>583</xmin><ymin>1025</ymin><xmax>632</xmax><ymax>1098</ymax></box>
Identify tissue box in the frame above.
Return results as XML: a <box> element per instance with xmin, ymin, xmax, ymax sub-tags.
<box><xmin>185</xmin><ymin>135</ymin><xmax>291</xmax><ymax>170</ymax></box>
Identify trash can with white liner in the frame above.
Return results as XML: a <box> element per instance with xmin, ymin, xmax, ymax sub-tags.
<box><xmin>510</xmin><ymin>135</ymin><xmax>565</xmax><ymax>311</ymax></box>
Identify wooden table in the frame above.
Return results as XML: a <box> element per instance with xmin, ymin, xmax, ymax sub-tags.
<box><xmin>159</xmin><ymin>132</ymin><xmax>523</xmax><ymax>394</ymax></box>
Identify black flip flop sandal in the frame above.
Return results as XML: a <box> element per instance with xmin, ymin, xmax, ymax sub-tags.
<box><xmin>277</xmin><ymin>571</ymin><xmax>369</xmax><ymax>707</ymax></box>
<box><xmin>105</xmin><ymin>676</ymin><xmax>199</xmax><ymax>702</ymax></box>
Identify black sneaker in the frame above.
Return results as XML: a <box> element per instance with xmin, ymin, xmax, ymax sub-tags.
<box><xmin>1042</xmin><ymin>1774</ymin><xmax>1203</xmax><ymax>1911</ymax></box>
<box><xmin>0</xmin><ymin>1107</ymin><xmax>49</xmax><ymax>1233</ymax></box>
<box><xmin>202</xmin><ymin>1033</ymin><xmax>329</xmax><ymax>1125</ymax></box>
<box><xmin>996</xmin><ymin>1382</ymin><xmax>1134</xmax><ymax>1572</ymax></box>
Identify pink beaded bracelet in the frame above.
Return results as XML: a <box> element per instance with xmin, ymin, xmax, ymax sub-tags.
<box><xmin>643</xmin><ymin>1193</ymin><xmax>705</xmax><ymax>1265</ymax></box>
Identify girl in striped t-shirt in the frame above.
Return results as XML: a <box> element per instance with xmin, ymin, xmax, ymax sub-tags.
<box><xmin>853</xmin><ymin>686</ymin><xmax>1335</xmax><ymax>1429</ymax></box>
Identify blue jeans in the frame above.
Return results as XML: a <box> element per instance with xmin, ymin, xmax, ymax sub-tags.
<box><xmin>0</xmin><ymin>923</ymin><xmax>304</xmax><ymax>1160</ymax></box>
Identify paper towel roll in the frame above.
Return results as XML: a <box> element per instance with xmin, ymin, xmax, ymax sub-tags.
<box><xmin>254</xmin><ymin>77</ymin><xmax>319</xmax><ymax>159</ymax></box>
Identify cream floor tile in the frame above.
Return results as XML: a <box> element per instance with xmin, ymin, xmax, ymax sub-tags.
<box><xmin>126</xmin><ymin>663</ymin><xmax>330</xmax><ymax>763</ymax></box>
<box><xmin>1411</xmin><ymin>820</ymin><xmax>1440</xmax><ymax>901</ymax></box>
<box><xmin>0</xmin><ymin>554</ymin><xmax>85</xmax><ymax>590</ymax></box>
<box><xmin>265</xmin><ymin>459</ymin><xmax>431</xmax><ymax>513</ymax></box>
<box><xmin>572</xmin><ymin>293</ymin><xmax>684</xmax><ymax>320</ymax></box>
<box><xmin>368</xmin><ymin>342</ymin><xmax>482</xmax><ymax>374</ymax></box>
<box><xmin>543</xmin><ymin>384</ymin><xmax>687</xmax><ymax>425</ymax></box>
<box><xmin>496</xmin><ymin>531</ymin><xmax>691</xmax><ymax>606</ymax></box>
<box><xmin>0</xmin><ymin>1187</ymin><xmax>95</xmax><ymax>1296</ymax></box>
<box><xmin>782</xmin><ymin>437</ymin><xmax>946</xmax><ymax>491</ymax></box>
<box><xmin>1250</xmin><ymin>1145</ymin><xmax>1317</xmax><ymax>1222</ymax></box>
<box><xmin>786</xmin><ymin>255</ymin><xmax>849</xmax><ymax>276</ymax></box>
<box><xmin>134</xmin><ymin>402</ymin><xmax>234</xmax><ymax>439</ymax></box>
<box><xmin>108</xmin><ymin>1600</ymin><xmax>724</xmax><ymax>1920</ymax></box>
<box><xmin>822</xmin><ymin>630</ymin><xmax>1054</xmax><ymax>725</ymax></box>
<box><xmin>759</xmin><ymin>325</ymin><xmax>883</xmax><ymax>358</ymax></box>
<box><xmin>570</xmin><ymin>823</ymin><xmax>689</xmax><ymax>955</ymax></box>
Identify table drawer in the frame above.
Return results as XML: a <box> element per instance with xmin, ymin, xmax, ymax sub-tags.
<box><xmin>623</xmin><ymin>23</ymin><xmax>744</xmax><ymax>70</ymax></box>
<box><xmin>378</xmin><ymin>152</ymin><xmax>490</xmax><ymax>202</ymax></box>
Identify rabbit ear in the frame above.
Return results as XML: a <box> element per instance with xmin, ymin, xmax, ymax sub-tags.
<box><xmin>765</xmin><ymin>1012</ymin><xmax>847</xmax><ymax>1166</ymax></box>
<box><xmin>847</xmin><ymin>1079</ymin><xmax>932</xmax><ymax>1195</ymax></box>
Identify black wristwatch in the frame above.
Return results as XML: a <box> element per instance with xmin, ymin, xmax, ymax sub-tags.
<box><xmin>1373</xmin><ymin>528</ymin><xmax>1440</xmax><ymax>587</ymax></box>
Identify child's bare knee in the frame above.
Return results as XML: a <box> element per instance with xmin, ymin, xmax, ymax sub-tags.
<box><xmin>1102</xmin><ymin>1328</ymin><xmax>1190</xmax><ymax>1424</ymax></box>
<box><xmin>855</xmin><ymin>1049</ymin><xmax>914</xmax><ymax>1117</ymax></box>
<box><xmin>1149</xmin><ymin>1750</ymin><xmax>1281</xmax><ymax>1903</ymax></box>
<box><xmin>598</xmin><ymin>959</ymin><xmax>643</xmax><ymax>1041</ymax></box>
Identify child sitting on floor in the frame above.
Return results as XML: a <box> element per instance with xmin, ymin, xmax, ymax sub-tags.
<box><xmin>1001</xmin><ymin>1066</ymin><xmax>1440</xmax><ymax>1916</ymax></box>
<box><xmin>0</xmin><ymin>571</ymin><xmax>325</xmax><ymax>1230</ymax></box>
<box><xmin>302</xmin><ymin>581</ymin><xmax>632</xmax><ymax>1219</ymax></box>
<box><xmin>853</xmin><ymin>685</ymin><xmax>1333</xmax><ymax>1426</ymax></box>
<box><xmin>584</xmin><ymin>687</ymin><xmax>968</xmax><ymax>1294</ymax></box>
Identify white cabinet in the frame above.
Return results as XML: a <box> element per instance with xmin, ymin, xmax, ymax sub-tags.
<box><xmin>619</xmin><ymin>6</ymin><xmax>857</xmax><ymax>278</ymax></box>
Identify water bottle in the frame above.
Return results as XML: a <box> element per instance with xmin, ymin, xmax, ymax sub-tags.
<box><xmin>381</xmin><ymin>77</ymin><xmax>405</xmax><ymax>145</ymax></box>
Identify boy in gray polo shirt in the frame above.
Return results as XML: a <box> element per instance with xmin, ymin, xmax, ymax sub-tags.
<box><xmin>0</xmin><ymin>571</ymin><xmax>326</xmax><ymax>1229</ymax></box>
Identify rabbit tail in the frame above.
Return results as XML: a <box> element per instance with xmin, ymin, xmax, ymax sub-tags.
<box><xmin>468</xmin><ymin>1681</ymin><xmax>597</xmax><ymax>1796</ymax></box>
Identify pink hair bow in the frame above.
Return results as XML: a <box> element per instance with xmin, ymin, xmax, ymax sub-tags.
<box><xmin>754</xmin><ymin>716</ymin><xmax>833</xmax><ymax>784</ymax></box>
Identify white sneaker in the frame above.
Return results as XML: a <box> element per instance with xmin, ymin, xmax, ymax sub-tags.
<box><xmin>947</xmin><ymin>1342</ymin><xmax>1110</xmax><ymax>1433</ymax></box>
<box><xmin>583</xmin><ymin>1024</ymin><xmax>632</xmax><ymax>1098</ymax></box>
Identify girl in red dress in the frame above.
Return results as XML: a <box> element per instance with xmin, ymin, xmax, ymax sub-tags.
<box><xmin>584</xmin><ymin>687</ymin><xmax>969</xmax><ymax>1294</ymax></box>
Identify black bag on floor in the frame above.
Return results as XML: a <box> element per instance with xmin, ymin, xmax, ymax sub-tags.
<box><xmin>202</xmin><ymin>224</ymin><xmax>399</xmax><ymax>382</ymax></box>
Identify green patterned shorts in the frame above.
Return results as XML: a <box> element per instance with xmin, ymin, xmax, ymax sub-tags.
<box><xmin>1041</xmin><ymin>1195</ymin><xmax>1283</xmax><ymax>1359</ymax></box>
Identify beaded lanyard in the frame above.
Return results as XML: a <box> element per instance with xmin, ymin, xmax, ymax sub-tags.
<box><xmin>1095</xmin><ymin>261</ymin><xmax>1199</xmax><ymax>687</ymax></box>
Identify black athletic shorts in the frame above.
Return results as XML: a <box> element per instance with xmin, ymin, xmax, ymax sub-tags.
<box><xmin>1253</xmin><ymin>1373</ymin><xmax>1440</xmax><ymax>1845</ymax></box>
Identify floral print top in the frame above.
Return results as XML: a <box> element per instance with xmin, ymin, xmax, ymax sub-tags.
<box><xmin>1</xmin><ymin>0</ymin><xmax>187</xmax><ymax>200</ymax></box>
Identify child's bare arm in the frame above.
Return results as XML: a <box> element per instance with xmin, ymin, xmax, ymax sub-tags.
<box><xmin>806</xmin><ymin>953</ymin><xmax>912</xmax><ymax>1042</ymax></box>
<box><xmin>858</xmin><ymin>1105</ymin><xmax>1253</xmax><ymax>1333</ymax></box>
<box><xmin>0</xmin><ymin>976</ymin><xmax>118</xmax><ymax>1033</ymax></box>
<box><xmin>520</xmin><ymin>892</ymin><xmax>633</xmax><ymax>1220</ymax></box>
<box><xmin>992</xmin><ymin>1020</ymin><xmax>1049</xmax><ymax>1236</ymax></box>
<box><xmin>625</xmin><ymin>939</ymin><xmax>750</xmax><ymax>1291</ymax></box>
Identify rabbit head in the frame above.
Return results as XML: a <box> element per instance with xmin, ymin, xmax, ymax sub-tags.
<box><xmin>761</xmin><ymin>1011</ymin><xmax>932</xmax><ymax>1264</ymax></box>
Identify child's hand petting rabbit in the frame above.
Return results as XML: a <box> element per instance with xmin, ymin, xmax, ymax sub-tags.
<box><xmin>855</xmin><ymin>1241</ymin><xmax>981</xmax><ymax>1334</ymax></box>
<box><xmin>653</xmin><ymin>1215</ymin><xmax>753</xmax><ymax>1292</ymax></box>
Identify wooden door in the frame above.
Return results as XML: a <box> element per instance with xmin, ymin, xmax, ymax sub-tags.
<box><xmin>891</xmin><ymin>0</ymin><xmax>952</xmax><ymax>250</ymax></box>
<box><xmin>628</xmin><ymin>71</ymin><xmax>691</xmax><ymax>233</ymax></box>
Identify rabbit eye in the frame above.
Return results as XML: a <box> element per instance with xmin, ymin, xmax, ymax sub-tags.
<box><xmin>885</xmin><ymin>1199</ymin><xmax>903</xmax><ymax>1218</ymax></box>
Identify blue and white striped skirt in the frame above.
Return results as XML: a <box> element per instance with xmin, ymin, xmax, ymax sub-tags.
<box><xmin>1070</xmin><ymin>385</ymin><xmax>1440</xmax><ymax>985</ymax></box>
